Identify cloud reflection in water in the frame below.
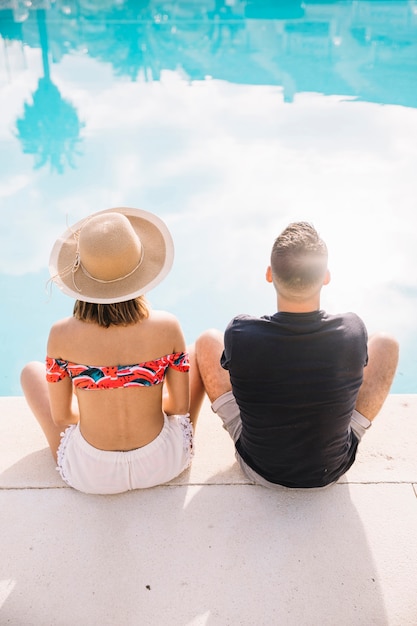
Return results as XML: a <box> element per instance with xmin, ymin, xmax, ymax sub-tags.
<box><xmin>0</xmin><ymin>4</ymin><xmax>416</xmax><ymax>394</ymax></box>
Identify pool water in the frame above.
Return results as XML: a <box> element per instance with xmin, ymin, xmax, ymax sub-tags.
<box><xmin>1</xmin><ymin>1</ymin><xmax>417</xmax><ymax>395</ymax></box>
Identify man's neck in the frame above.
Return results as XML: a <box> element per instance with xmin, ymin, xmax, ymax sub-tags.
<box><xmin>276</xmin><ymin>294</ymin><xmax>321</xmax><ymax>313</ymax></box>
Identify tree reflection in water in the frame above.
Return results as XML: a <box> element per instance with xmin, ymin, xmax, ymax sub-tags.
<box><xmin>15</xmin><ymin>9</ymin><xmax>84</xmax><ymax>174</ymax></box>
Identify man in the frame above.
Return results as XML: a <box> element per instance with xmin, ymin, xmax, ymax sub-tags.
<box><xmin>193</xmin><ymin>222</ymin><xmax>399</xmax><ymax>489</ymax></box>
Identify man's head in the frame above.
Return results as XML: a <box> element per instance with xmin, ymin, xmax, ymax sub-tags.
<box><xmin>268</xmin><ymin>222</ymin><xmax>329</xmax><ymax>302</ymax></box>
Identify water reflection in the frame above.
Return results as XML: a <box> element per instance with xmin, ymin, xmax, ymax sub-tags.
<box><xmin>14</xmin><ymin>10</ymin><xmax>84</xmax><ymax>173</ymax></box>
<box><xmin>1</xmin><ymin>1</ymin><xmax>416</xmax><ymax>106</ymax></box>
<box><xmin>0</xmin><ymin>1</ymin><xmax>416</xmax><ymax>395</ymax></box>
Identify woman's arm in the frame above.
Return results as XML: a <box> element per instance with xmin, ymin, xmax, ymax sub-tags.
<box><xmin>47</xmin><ymin>377</ymin><xmax>80</xmax><ymax>427</ymax></box>
<box><xmin>162</xmin><ymin>317</ymin><xmax>190</xmax><ymax>416</ymax></box>
<box><xmin>163</xmin><ymin>367</ymin><xmax>190</xmax><ymax>416</ymax></box>
<box><xmin>47</xmin><ymin>322</ymin><xmax>80</xmax><ymax>427</ymax></box>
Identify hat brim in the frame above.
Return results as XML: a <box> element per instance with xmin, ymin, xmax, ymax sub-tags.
<box><xmin>49</xmin><ymin>207</ymin><xmax>174</xmax><ymax>304</ymax></box>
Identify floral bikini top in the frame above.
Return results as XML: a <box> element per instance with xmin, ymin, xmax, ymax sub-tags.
<box><xmin>45</xmin><ymin>352</ymin><xmax>189</xmax><ymax>390</ymax></box>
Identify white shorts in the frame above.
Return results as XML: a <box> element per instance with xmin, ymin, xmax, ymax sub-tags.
<box><xmin>57</xmin><ymin>414</ymin><xmax>194</xmax><ymax>495</ymax></box>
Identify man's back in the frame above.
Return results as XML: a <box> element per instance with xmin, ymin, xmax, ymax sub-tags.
<box><xmin>221</xmin><ymin>310</ymin><xmax>368</xmax><ymax>488</ymax></box>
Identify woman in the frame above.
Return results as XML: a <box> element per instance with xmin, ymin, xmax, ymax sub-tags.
<box><xmin>21</xmin><ymin>207</ymin><xmax>201</xmax><ymax>494</ymax></box>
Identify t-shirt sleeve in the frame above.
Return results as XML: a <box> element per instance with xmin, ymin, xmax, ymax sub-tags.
<box><xmin>221</xmin><ymin>319</ymin><xmax>235</xmax><ymax>371</ymax></box>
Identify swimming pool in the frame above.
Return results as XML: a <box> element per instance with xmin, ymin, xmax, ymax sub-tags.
<box><xmin>1</xmin><ymin>1</ymin><xmax>416</xmax><ymax>395</ymax></box>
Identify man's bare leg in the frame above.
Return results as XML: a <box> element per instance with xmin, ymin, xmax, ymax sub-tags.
<box><xmin>195</xmin><ymin>329</ymin><xmax>231</xmax><ymax>403</ymax></box>
<box><xmin>355</xmin><ymin>333</ymin><xmax>399</xmax><ymax>421</ymax></box>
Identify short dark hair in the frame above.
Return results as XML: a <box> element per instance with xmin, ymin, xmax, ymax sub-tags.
<box><xmin>73</xmin><ymin>296</ymin><xmax>149</xmax><ymax>328</ymax></box>
<box><xmin>270</xmin><ymin>222</ymin><xmax>328</xmax><ymax>296</ymax></box>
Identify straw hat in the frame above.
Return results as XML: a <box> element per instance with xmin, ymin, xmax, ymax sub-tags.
<box><xmin>49</xmin><ymin>207</ymin><xmax>174</xmax><ymax>304</ymax></box>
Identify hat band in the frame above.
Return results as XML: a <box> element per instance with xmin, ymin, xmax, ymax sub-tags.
<box><xmin>78</xmin><ymin>247</ymin><xmax>144</xmax><ymax>285</ymax></box>
<box><xmin>48</xmin><ymin>232</ymin><xmax>145</xmax><ymax>297</ymax></box>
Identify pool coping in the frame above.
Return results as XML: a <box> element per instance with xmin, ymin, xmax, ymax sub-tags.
<box><xmin>1</xmin><ymin>394</ymin><xmax>416</xmax><ymax>624</ymax></box>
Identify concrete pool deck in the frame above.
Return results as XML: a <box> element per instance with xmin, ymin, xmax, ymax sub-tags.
<box><xmin>0</xmin><ymin>394</ymin><xmax>416</xmax><ymax>625</ymax></box>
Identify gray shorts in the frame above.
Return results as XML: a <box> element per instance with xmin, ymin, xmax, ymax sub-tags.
<box><xmin>211</xmin><ymin>390</ymin><xmax>371</xmax><ymax>490</ymax></box>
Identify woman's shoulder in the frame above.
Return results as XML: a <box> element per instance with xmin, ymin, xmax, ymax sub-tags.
<box><xmin>49</xmin><ymin>316</ymin><xmax>75</xmax><ymax>333</ymax></box>
<box><xmin>47</xmin><ymin>316</ymin><xmax>83</xmax><ymax>353</ymax></box>
<box><xmin>146</xmin><ymin>310</ymin><xmax>186</xmax><ymax>348</ymax></box>
<box><xmin>148</xmin><ymin>309</ymin><xmax>181</xmax><ymax>326</ymax></box>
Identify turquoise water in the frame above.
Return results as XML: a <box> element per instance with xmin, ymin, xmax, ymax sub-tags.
<box><xmin>1</xmin><ymin>1</ymin><xmax>416</xmax><ymax>395</ymax></box>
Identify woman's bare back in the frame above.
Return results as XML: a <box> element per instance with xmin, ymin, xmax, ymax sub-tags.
<box><xmin>46</xmin><ymin>310</ymin><xmax>189</xmax><ymax>450</ymax></box>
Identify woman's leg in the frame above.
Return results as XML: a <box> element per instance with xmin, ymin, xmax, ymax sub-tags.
<box><xmin>20</xmin><ymin>361</ymin><xmax>62</xmax><ymax>461</ymax></box>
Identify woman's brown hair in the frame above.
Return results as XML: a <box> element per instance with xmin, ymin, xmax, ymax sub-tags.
<box><xmin>73</xmin><ymin>296</ymin><xmax>149</xmax><ymax>328</ymax></box>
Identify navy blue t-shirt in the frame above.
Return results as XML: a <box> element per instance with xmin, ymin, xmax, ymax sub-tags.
<box><xmin>221</xmin><ymin>310</ymin><xmax>368</xmax><ymax>488</ymax></box>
